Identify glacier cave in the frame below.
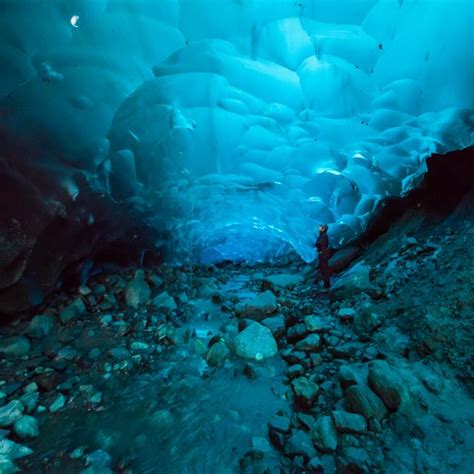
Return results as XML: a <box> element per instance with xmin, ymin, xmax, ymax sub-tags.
<box><xmin>0</xmin><ymin>0</ymin><xmax>472</xmax><ymax>473</ymax></box>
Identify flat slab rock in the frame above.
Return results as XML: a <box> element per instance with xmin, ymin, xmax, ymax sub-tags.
<box><xmin>263</xmin><ymin>274</ymin><xmax>304</xmax><ymax>290</ymax></box>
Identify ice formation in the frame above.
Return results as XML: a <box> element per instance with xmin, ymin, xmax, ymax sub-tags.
<box><xmin>1</xmin><ymin>0</ymin><xmax>473</xmax><ymax>263</ymax></box>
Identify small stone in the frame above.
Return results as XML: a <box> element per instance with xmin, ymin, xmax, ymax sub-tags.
<box><xmin>295</xmin><ymin>333</ymin><xmax>321</xmax><ymax>352</ymax></box>
<box><xmin>337</xmin><ymin>308</ymin><xmax>356</xmax><ymax>322</ymax></box>
<box><xmin>311</xmin><ymin>416</ymin><xmax>338</xmax><ymax>453</ymax></box>
<box><xmin>287</xmin><ymin>364</ymin><xmax>304</xmax><ymax>379</ymax></box>
<box><xmin>292</xmin><ymin>377</ymin><xmax>320</xmax><ymax>409</ymax></box>
<box><xmin>251</xmin><ymin>437</ymin><xmax>272</xmax><ymax>453</ymax></box>
<box><xmin>109</xmin><ymin>347</ymin><xmax>130</xmax><ymax>360</ymax></box>
<box><xmin>263</xmin><ymin>274</ymin><xmax>303</xmax><ymax>291</ymax></box>
<box><xmin>59</xmin><ymin>298</ymin><xmax>86</xmax><ymax>324</ymax></box>
<box><xmin>206</xmin><ymin>341</ymin><xmax>230</xmax><ymax>367</ymax></box>
<box><xmin>19</xmin><ymin>392</ymin><xmax>38</xmax><ymax>414</ymax></box>
<box><xmin>332</xmin><ymin>411</ymin><xmax>367</xmax><ymax>434</ymax></box>
<box><xmin>0</xmin><ymin>401</ymin><xmax>24</xmax><ymax>427</ymax></box>
<box><xmin>13</xmin><ymin>415</ymin><xmax>39</xmax><ymax>439</ymax></box>
<box><xmin>88</xmin><ymin>348</ymin><xmax>101</xmax><ymax>360</ymax></box>
<box><xmin>0</xmin><ymin>439</ymin><xmax>33</xmax><ymax>460</ymax></box>
<box><xmin>27</xmin><ymin>314</ymin><xmax>55</xmax><ymax>338</ymax></box>
<box><xmin>130</xmin><ymin>341</ymin><xmax>150</xmax><ymax>352</ymax></box>
<box><xmin>338</xmin><ymin>366</ymin><xmax>358</xmax><ymax>390</ymax></box>
<box><xmin>268</xmin><ymin>415</ymin><xmax>291</xmax><ymax>434</ymax></box>
<box><xmin>70</xmin><ymin>447</ymin><xmax>85</xmax><ymax>459</ymax></box>
<box><xmin>304</xmin><ymin>315</ymin><xmax>333</xmax><ymax>333</ymax></box>
<box><xmin>284</xmin><ymin>430</ymin><xmax>318</xmax><ymax>461</ymax></box>
<box><xmin>49</xmin><ymin>394</ymin><xmax>66</xmax><ymax>413</ymax></box>
<box><xmin>86</xmin><ymin>449</ymin><xmax>112</xmax><ymax>467</ymax></box>
<box><xmin>0</xmin><ymin>337</ymin><xmax>30</xmax><ymax>357</ymax></box>
<box><xmin>151</xmin><ymin>291</ymin><xmax>177</xmax><ymax>314</ymax></box>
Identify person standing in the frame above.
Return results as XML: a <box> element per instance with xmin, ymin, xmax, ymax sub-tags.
<box><xmin>316</xmin><ymin>224</ymin><xmax>331</xmax><ymax>291</ymax></box>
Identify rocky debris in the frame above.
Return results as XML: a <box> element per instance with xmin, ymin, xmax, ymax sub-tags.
<box><xmin>125</xmin><ymin>271</ymin><xmax>151</xmax><ymax>308</ymax></box>
<box><xmin>235</xmin><ymin>290</ymin><xmax>278</xmax><ymax>320</ymax></box>
<box><xmin>332</xmin><ymin>411</ymin><xmax>367</xmax><ymax>434</ymax></box>
<box><xmin>0</xmin><ymin>336</ymin><xmax>30</xmax><ymax>358</ymax></box>
<box><xmin>367</xmin><ymin>360</ymin><xmax>408</xmax><ymax>412</ymax></box>
<box><xmin>311</xmin><ymin>416</ymin><xmax>338</xmax><ymax>453</ymax></box>
<box><xmin>291</xmin><ymin>377</ymin><xmax>320</xmax><ymax>409</ymax></box>
<box><xmin>260</xmin><ymin>315</ymin><xmax>286</xmax><ymax>339</ymax></box>
<box><xmin>234</xmin><ymin>322</ymin><xmax>277</xmax><ymax>360</ymax></box>
<box><xmin>353</xmin><ymin>306</ymin><xmax>382</xmax><ymax>340</ymax></box>
<box><xmin>336</xmin><ymin>446</ymin><xmax>370</xmax><ymax>473</ymax></box>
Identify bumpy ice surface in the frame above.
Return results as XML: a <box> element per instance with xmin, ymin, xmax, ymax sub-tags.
<box><xmin>1</xmin><ymin>0</ymin><xmax>473</xmax><ymax>262</ymax></box>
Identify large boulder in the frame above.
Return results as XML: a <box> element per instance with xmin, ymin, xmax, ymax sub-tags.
<box><xmin>125</xmin><ymin>271</ymin><xmax>151</xmax><ymax>308</ymax></box>
<box><xmin>345</xmin><ymin>384</ymin><xmax>387</xmax><ymax>420</ymax></box>
<box><xmin>330</xmin><ymin>262</ymin><xmax>372</xmax><ymax>300</ymax></box>
<box><xmin>235</xmin><ymin>291</ymin><xmax>278</xmax><ymax>321</ymax></box>
<box><xmin>234</xmin><ymin>322</ymin><xmax>277</xmax><ymax>360</ymax></box>
<box><xmin>367</xmin><ymin>360</ymin><xmax>408</xmax><ymax>411</ymax></box>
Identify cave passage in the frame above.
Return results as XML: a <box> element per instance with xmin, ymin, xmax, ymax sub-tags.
<box><xmin>0</xmin><ymin>1</ymin><xmax>473</xmax><ymax>473</ymax></box>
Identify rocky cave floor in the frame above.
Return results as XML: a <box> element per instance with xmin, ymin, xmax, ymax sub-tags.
<box><xmin>0</xmin><ymin>203</ymin><xmax>473</xmax><ymax>473</ymax></box>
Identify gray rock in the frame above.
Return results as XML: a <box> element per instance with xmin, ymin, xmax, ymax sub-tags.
<box><xmin>27</xmin><ymin>314</ymin><xmax>55</xmax><ymax>338</ymax></box>
<box><xmin>292</xmin><ymin>377</ymin><xmax>320</xmax><ymax>409</ymax></box>
<box><xmin>336</xmin><ymin>447</ymin><xmax>370</xmax><ymax>473</ymax></box>
<box><xmin>345</xmin><ymin>384</ymin><xmax>387</xmax><ymax>420</ymax></box>
<box><xmin>109</xmin><ymin>347</ymin><xmax>131</xmax><ymax>360</ymax></box>
<box><xmin>330</xmin><ymin>262</ymin><xmax>372</xmax><ymax>300</ymax></box>
<box><xmin>295</xmin><ymin>333</ymin><xmax>321</xmax><ymax>352</ymax></box>
<box><xmin>13</xmin><ymin>415</ymin><xmax>39</xmax><ymax>439</ymax></box>
<box><xmin>332</xmin><ymin>411</ymin><xmax>367</xmax><ymax>434</ymax></box>
<box><xmin>311</xmin><ymin>416</ymin><xmax>338</xmax><ymax>453</ymax></box>
<box><xmin>0</xmin><ymin>337</ymin><xmax>30</xmax><ymax>357</ymax></box>
<box><xmin>234</xmin><ymin>322</ymin><xmax>277</xmax><ymax>360</ymax></box>
<box><xmin>19</xmin><ymin>392</ymin><xmax>39</xmax><ymax>414</ymax></box>
<box><xmin>125</xmin><ymin>275</ymin><xmax>151</xmax><ymax>308</ymax></box>
<box><xmin>337</xmin><ymin>307</ymin><xmax>356</xmax><ymax>322</ymax></box>
<box><xmin>353</xmin><ymin>307</ymin><xmax>382</xmax><ymax>339</ymax></box>
<box><xmin>206</xmin><ymin>341</ymin><xmax>230</xmax><ymax>367</ymax></box>
<box><xmin>49</xmin><ymin>394</ymin><xmax>66</xmax><ymax>413</ymax></box>
<box><xmin>304</xmin><ymin>315</ymin><xmax>333</xmax><ymax>333</ymax></box>
<box><xmin>0</xmin><ymin>401</ymin><xmax>24</xmax><ymax>427</ymax></box>
<box><xmin>263</xmin><ymin>274</ymin><xmax>303</xmax><ymax>291</ymax></box>
<box><xmin>235</xmin><ymin>291</ymin><xmax>278</xmax><ymax>321</ymax></box>
<box><xmin>268</xmin><ymin>414</ymin><xmax>291</xmax><ymax>434</ymax></box>
<box><xmin>284</xmin><ymin>430</ymin><xmax>318</xmax><ymax>461</ymax></box>
<box><xmin>60</xmin><ymin>297</ymin><xmax>86</xmax><ymax>324</ymax></box>
<box><xmin>260</xmin><ymin>315</ymin><xmax>285</xmax><ymax>337</ymax></box>
<box><xmin>338</xmin><ymin>366</ymin><xmax>359</xmax><ymax>390</ymax></box>
<box><xmin>0</xmin><ymin>439</ymin><xmax>32</xmax><ymax>460</ymax></box>
<box><xmin>367</xmin><ymin>360</ymin><xmax>408</xmax><ymax>411</ymax></box>
<box><xmin>151</xmin><ymin>291</ymin><xmax>177</xmax><ymax>314</ymax></box>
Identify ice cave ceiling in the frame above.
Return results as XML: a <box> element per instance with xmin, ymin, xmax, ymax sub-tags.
<box><xmin>1</xmin><ymin>0</ymin><xmax>473</xmax><ymax>265</ymax></box>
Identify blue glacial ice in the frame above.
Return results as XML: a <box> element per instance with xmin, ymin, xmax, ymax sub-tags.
<box><xmin>0</xmin><ymin>0</ymin><xmax>472</xmax><ymax>263</ymax></box>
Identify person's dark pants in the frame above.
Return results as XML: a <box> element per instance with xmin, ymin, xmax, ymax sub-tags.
<box><xmin>318</xmin><ymin>254</ymin><xmax>331</xmax><ymax>289</ymax></box>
